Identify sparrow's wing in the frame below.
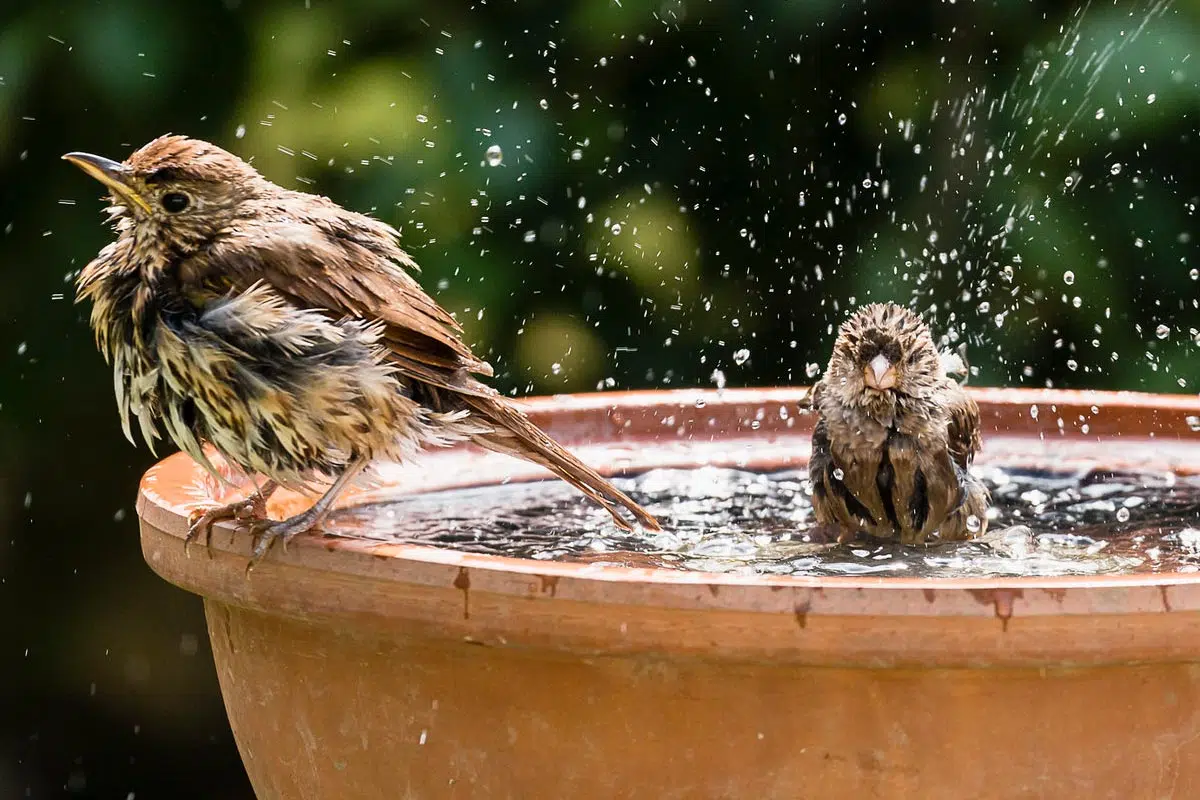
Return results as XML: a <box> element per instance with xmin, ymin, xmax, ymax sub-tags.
<box><xmin>944</xmin><ymin>382</ymin><xmax>982</xmax><ymax>468</ymax></box>
<box><xmin>195</xmin><ymin>213</ymin><xmax>496</xmax><ymax>399</ymax></box>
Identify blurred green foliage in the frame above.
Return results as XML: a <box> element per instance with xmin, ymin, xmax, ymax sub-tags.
<box><xmin>0</xmin><ymin>0</ymin><xmax>1197</xmax><ymax>796</ymax></box>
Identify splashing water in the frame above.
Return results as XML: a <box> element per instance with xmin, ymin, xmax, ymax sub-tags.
<box><xmin>329</xmin><ymin>465</ymin><xmax>1200</xmax><ymax>578</ymax></box>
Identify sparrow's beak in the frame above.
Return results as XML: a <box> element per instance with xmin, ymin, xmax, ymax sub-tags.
<box><xmin>62</xmin><ymin>152</ymin><xmax>153</xmax><ymax>214</ymax></box>
<box><xmin>864</xmin><ymin>353</ymin><xmax>897</xmax><ymax>390</ymax></box>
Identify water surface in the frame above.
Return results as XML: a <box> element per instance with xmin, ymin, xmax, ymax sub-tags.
<box><xmin>330</xmin><ymin>466</ymin><xmax>1200</xmax><ymax>578</ymax></box>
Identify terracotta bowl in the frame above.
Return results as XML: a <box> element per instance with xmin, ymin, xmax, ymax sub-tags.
<box><xmin>138</xmin><ymin>388</ymin><xmax>1200</xmax><ymax>799</ymax></box>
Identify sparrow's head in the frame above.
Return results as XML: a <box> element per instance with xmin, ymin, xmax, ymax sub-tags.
<box><xmin>826</xmin><ymin>302</ymin><xmax>943</xmax><ymax>405</ymax></box>
<box><xmin>63</xmin><ymin>134</ymin><xmax>266</xmax><ymax>254</ymax></box>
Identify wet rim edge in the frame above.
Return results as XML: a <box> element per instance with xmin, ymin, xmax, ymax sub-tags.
<box><xmin>137</xmin><ymin>386</ymin><xmax>1200</xmax><ymax>601</ymax></box>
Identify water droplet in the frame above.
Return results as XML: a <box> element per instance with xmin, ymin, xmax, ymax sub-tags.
<box><xmin>966</xmin><ymin>515</ymin><xmax>982</xmax><ymax>533</ymax></box>
<box><xmin>570</xmin><ymin>149</ymin><xmax>583</xmax><ymax>161</ymax></box>
<box><xmin>1110</xmin><ymin>163</ymin><xmax>1122</xmax><ymax>176</ymax></box>
<box><xmin>1156</xmin><ymin>324</ymin><xmax>1170</xmax><ymax>339</ymax></box>
<box><xmin>1116</xmin><ymin>507</ymin><xmax>1131</xmax><ymax>523</ymax></box>
<box><xmin>836</xmin><ymin>113</ymin><xmax>847</xmax><ymax>126</ymax></box>
<box><xmin>686</xmin><ymin>55</ymin><xmax>697</xmax><ymax>68</ymax></box>
<box><xmin>523</xmin><ymin>230</ymin><xmax>536</xmax><ymax>243</ymax></box>
<box><xmin>732</xmin><ymin>348</ymin><xmax>750</xmax><ymax>366</ymax></box>
<box><xmin>485</xmin><ymin>144</ymin><xmax>503</xmax><ymax>166</ymax></box>
<box><xmin>538</xmin><ymin>98</ymin><xmax>549</xmax><ymax>110</ymax></box>
<box><xmin>550</xmin><ymin>362</ymin><xmax>562</xmax><ymax>375</ymax></box>
<box><xmin>1185</xmin><ymin>415</ymin><xmax>1200</xmax><ymax>432</ymax></box>
<box><xmin>1094</xmin><ymin>108</ymin><xmax>1105</xmax><ymax>120</ymax></box>
<box><xmin>1190</xmin><ymin>268</ymin><xmax>1198</xmax><ymax>281</ymax></box>
<box><xmin>416</xmin><ymin>113</ymin><xmax>429</xmax><ymax>123</ymax></box>
<box><xmin>833</xmin><ymin>468</ymin><xmax>845</xmax><ymax>481</ymax></box>
<box><xmin>694</xmin><ymin>398</ymin><xmax>707</xmax><ymax>409</ymax></box>
<box><xmin>1147</xmin><ymin>93</ymin><xmax>1157</xmax><ymax>104</ymax></box>
<box><xmin>805</xmin><ymin>362</ymin><xmax>820</xmax><ymax>378</ymax></box>
<box><xmin>1030</xmin><ymin>404</ymin><xmax>1039</xmax><ymax>420</ymax></box>
<box><xmin>1063</xmin><ymin>270</ymin><xmax>1075</xmax><ymax>285</ymax></box>
<box><xmin>610</xmin><ymin>222</ymin><xmax>622</xmax><ymax>235</ymax></box>
<box><xmin>235</xmin><ymin>124</ymin><xmax>247</xmax><ymax>139</ymax></box>
<box><xmin>710</xmin><ymin>369</ymin><xmax>727</xmax><ymax>391</ymax></box>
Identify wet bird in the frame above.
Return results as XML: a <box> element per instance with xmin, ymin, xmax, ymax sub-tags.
<box><xmin>807</xmin><ymin>302</ymin><xmax>989</xmax><ymax>544</ymax></box>
<box><xmin>65</xmin><ymin>135</ymin><xmax>660</xmax><ymax>558</ymax></box>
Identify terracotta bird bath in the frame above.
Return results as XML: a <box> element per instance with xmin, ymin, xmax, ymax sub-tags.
<box><xmin>137</xmin><ymin>387</ymin><xmax>1200</xmax><ymax>799</ymax></box>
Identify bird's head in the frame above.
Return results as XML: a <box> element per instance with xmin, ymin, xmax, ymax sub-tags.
<box><xmin>826</xmin><ymin>302</ymin><xmax>943</xmax><ymax>407</ymax></box>
<box><xmin>63</xmin><ymin>134</ymin><xmax>266</xmax><ymax>254</ymax></box>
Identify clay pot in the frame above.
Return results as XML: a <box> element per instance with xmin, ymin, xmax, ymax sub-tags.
<box><xmin>137</xmin><ymin>388</ymin><xmax>1200</xmax><ymax>799</ymax></box>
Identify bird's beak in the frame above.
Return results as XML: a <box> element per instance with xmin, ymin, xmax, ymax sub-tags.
<box><xmin>864</xmin><ymin>353</ymin><xmax>897</xmax><ymax>390</ymax></box>
<box><xmin>62</xmin><ymin>151</ymin><xmax>153</xmax><ymax>214</ymax></box>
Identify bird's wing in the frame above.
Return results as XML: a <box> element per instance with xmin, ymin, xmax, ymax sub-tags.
<box><xmin>196</xmin><ymin>213</ymin><xmax>496</xmax><ymax>399</ymax></box>
<box><xmin>944</xmin><ymin>382</ymin><xmax>982</xmax><ymax>468</ymax></box>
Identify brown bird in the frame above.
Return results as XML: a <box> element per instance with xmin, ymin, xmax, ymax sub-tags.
<box><xmin>807</xmin><ymin>302</ymin><xmax>989</xmax><ymax>544</ymax></box>
<box><xmin>65</xmin><ymin>135</ymin><xmax>660</xmax><ymax>558</ymax></box>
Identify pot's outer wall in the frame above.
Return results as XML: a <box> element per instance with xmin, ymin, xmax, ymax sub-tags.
<box><xmin>138</xmin><ymin>388</ymin><xmax>1200</xmax><ymax>799</ymax></box>
<box><xmin>205</xmin><ymin>598</ymin><xmax>1200</xmax><ymax>800</ymax></box>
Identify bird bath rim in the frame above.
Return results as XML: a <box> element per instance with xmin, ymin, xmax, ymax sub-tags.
<box><xmin>138</xmin><ymin>387</ymin><xmax>1200</xmax><ymax>667</ymax></box>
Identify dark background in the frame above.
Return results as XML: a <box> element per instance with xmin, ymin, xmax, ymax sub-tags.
<box><xmin>1</xmin><ymin>0</ymin><xmax>1197</xmax><ymax>796</ymax></box>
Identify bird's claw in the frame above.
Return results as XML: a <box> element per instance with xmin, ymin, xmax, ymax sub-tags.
<box><xmin>185</xmin><ymin>494</ymin><xmax>269</xmax><ymax>558</ymax></box>
<box><xmin>245</xmin><ymin>508</ymin><xmax>325</xmax><ymax>572</ymax></box>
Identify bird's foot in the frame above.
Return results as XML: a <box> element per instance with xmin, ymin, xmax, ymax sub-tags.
<box><xmin>805</xmin><ymin>523</ymin><xmax>844</xmax><ymax>545</ymax></box>
<box><xmin>186</xmin><ymin>493</ymin><xmax>270</xmax><ymax>558</ymax></box>
<box><xmin>246</xmin><ymin>507</ymin><xmax>327</xmax><ymax>568</ymax></box>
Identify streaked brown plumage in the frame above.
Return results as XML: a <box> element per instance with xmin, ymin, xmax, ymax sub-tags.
<box><xmin>807</xmin><ymin>302</ymin><xmax>988</xmax><ymax>544</ymax></box>
<box><xmin>65</xmin><ymin>135</ymin><xmax>660</xmax><ymax>558</ymax></box>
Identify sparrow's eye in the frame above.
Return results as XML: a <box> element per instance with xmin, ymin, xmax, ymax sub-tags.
<box><xmin>160</xmin><ymin>192</ymin><xmax>191</xmax><ymax>213</ymax></box>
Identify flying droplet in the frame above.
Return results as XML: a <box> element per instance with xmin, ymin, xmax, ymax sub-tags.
<box><xmin>1155</xmin><ymin>324</ymin><xmax>1170</xmax><ymax>339</ymax></box>
<box><xmin>966</xmin><ymin>515</ymin><xmax>982</xmax><ymax>533</ymax></box>
<box><xmin>1063</xmin><ymin>270</ymin><xmax>1075</xmax><ymax>285</ymax></box>
<box><xmin>485</xmin><ymin>144</ymin><xmax>503</xmax><ymax>166</ymax></box>
<box><xmin>732</xmin><ymin>348</ymin><xmax>750</xmax><ymax>366</ymax></box>
<box><xmin>1116</xmin><ymin>507</ymin><xmax>1131</xmax><ymax>523</ymax></box>
<box><xmin>832</xmin><ymin>468</ymin><xmax>845</xmax><ymax>481</ymax></box>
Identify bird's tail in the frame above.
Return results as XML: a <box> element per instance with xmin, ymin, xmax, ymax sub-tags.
<box><xmin>462</xmin><ymin>396</ymin><xmax>661</xmax><ymax>532</ymax></box>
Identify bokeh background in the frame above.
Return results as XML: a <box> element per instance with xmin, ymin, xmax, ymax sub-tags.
<box><xmin>1</xmin><ymin>0</ymin><xmax>1197</xmax><ymax>796</ymax></box>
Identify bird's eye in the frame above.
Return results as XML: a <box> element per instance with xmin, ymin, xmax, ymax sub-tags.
<box><xmin>160</xmin><ymin>192</ymin><xmax>191</xmax><ymax>213</ymax></box>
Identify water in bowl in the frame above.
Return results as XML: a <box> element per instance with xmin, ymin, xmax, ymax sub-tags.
<box><xmin>328</xmin><ymin>465</ymin><xmax>1200</xmax><ymax>578</ymax></box>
